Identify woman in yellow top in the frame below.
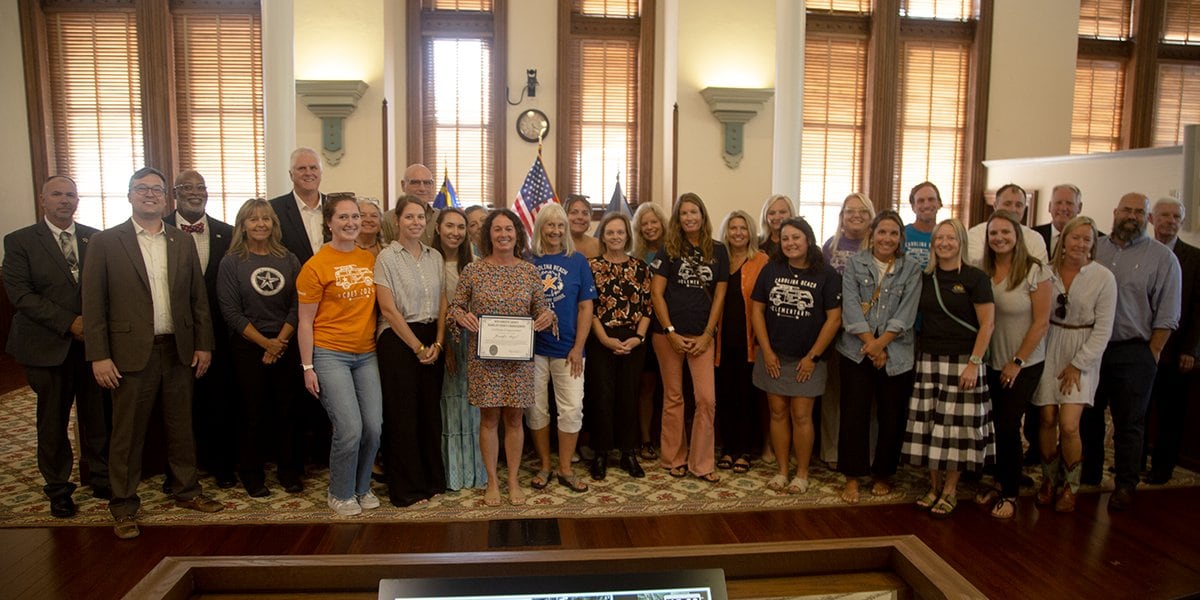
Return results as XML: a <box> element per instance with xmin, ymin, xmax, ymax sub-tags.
<box><xmin>297</xmin><ymin>194</ymin><xmax>382</xmax><ymax>517</ymax></box>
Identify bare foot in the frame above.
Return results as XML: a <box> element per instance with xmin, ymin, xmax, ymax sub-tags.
<box><xmin>840</xmin><ymin>479</ymin><xmax>860</xmax><ymax>504</ymax></box>
<box><xmin>870</xmin><ymin>480</ymin><xmax>892</xmax><ymax>496</ymax></box>
<box><xmin>483</xmin><ymin>486</ymin><xmax>501</xmax><ymax>506</ymax></box>
<box><xmin>508</xmin><ymin>483</ymin><xmax>526</xmax><ymax>506</ymax></box>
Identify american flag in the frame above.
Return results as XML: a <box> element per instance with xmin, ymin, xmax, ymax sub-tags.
<box><xmin>433</xmin><ymin>169</ymin><xmax>459</xmax><ymax>209</ymax></box>
<box><xmin>513</xmin><ymin>152</ymin><xmax>558</xmax><ymax>235</ymax></box>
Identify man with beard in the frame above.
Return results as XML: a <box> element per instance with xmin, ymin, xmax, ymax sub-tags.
<box><xmin>164</xmin><ymin>170</ymin><xmax>236</xmax><ymax>488</ymax></box>
<box><xmin>1142</xmin><ymin>197</ymin><xmax>1200</xmax><ymax>485</ymax></box>
<box><xmin>1082</xmin><ymin>192</ymin><xmax>1181</xmax><ymax>511</ymax></box>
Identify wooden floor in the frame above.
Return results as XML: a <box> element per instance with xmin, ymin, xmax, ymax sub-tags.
<box><xmin>2</xmin><ymin>354</ymin><xmax>1199</xmax><ymax>599</ymax></box>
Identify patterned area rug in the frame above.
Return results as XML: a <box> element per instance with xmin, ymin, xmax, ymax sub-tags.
<box><xmin>1</xmin><ymin>386</ymin><xmax>1195</xmax><ymax>527</ymax></box>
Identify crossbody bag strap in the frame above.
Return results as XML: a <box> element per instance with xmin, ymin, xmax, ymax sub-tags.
<box><xmin>932</xmin><ymin>273</ymin><xmax>978</xmax><ymax>334</ymax></box>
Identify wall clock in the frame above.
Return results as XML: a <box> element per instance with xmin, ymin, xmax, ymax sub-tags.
<box><xmin>516</xmin><ymin>109</ymin><xmax>550</xmax><ymax>143</ymax></box>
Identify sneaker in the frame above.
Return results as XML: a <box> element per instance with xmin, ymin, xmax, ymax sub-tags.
<box><xmin>328</xmin><ymin>493</ymin><xmax>362</xmax><ymax>516</ymax></box>
<box><xmin>357</xmin><ymin>490</ymin><xmax>380</xmax><ymax>510</ymax></box>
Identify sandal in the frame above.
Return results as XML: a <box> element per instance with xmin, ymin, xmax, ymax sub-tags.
<box><xmin>557</xmin><ymin>473</ymin><xmax>589</xmax><ymax>493</ymax></box>
<box><xmin>639</xmin><ymin>442</ymin><xmax>658</xmax><ymax>461</ymax></box>
<box><xmin>786</xmin><ymin>476</ymin><xmax>809</xmax><ymax>494</ymax></box>
<box><xmin>989</xmin><ymin>496</ymin><xmax>1016</xmax><ymax>520</ymax></box>
<box><xmin>767</xmin><ymin>474</ymin><xmax>788</xmax><ymax>491</ymax></box>
<box><xmin>732</xmin><ymin>456</ymin><xmax>752</xmax><ymax>473</ymax></box>
<box><xmin>667</xmin><ymin>465</ymin><xmax>688</xmax><ymax>478</ymax></box>
<box><xmin>974</xmin><ymin>487</ymin><xmax>1001</xmax><ymax>507</ymax></box>
<box><xmin>914</xmin><ymin>488</ymin><xmax>940</xmax><ymax>511</ymax></box>
<box><xmin>696</xmin><ymin>472</ymin><xmax>720</xmax><ymax>483</ymax></box>
<box><xmin>483</xmin><ymin>486</ymin><xmax>501</xmax><ymax>507</ymax></box>
<box><xmin>930</xmin><ymin>495</ymin><xmax>958</xmax><ymax>520</ymax></box>
<box><xmin>717</xmin><ymin>455</ymin><xmax>734</xmax><ymax>470</ymax></box>
<box><xmin>530</xmin><ymin>469</ymin><xmax>552</xmax><ymax>490</ymax></box>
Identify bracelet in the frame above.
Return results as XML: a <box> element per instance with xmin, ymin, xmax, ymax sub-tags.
<box><xmin>417</xmin><ymin>344</ymin><xmax>426</xmax><ymax>354</ymax></box>
<box><xmin>432</xmin><ymin>342</ymin><xmax>443</xmax><ymax>351</ymax></box>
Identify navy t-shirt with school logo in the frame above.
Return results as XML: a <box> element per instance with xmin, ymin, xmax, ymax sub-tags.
<box><xmin>750</xmin><ymin>261</ymin><xmax>842</xmax><ymax>359</ymax></box>
<box><xmin>650</xmin><ymin>242</ymin><xmax>730</xmax><ymax>336</ymax></box>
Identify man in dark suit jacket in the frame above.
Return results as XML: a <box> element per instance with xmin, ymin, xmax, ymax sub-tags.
<box><xmin>269</xmin><ymin>147</ymin><xmax>328</xmax><ymax>265</ymax></box>
<box><xmin>1145</xmin><ymin>197</ymin><xmax>1200</xmax><ymax>484</ymax></box>
<box><xmin>1034</xmin><ymin>184</ymin><xmax>1085</xmax><ymax>256</ymax></box>
<box><xmin>164</xmin><ymin>169</ymin><xmax>237</xmax><ymax>488</ymax></box>
<box><xmin>3</xmin><ymin>175</ymin><xmax>111</xmax><ymax>518</ymax></box>
<box><xmin>83</xmin><ymin>167</ymin><xmax>223</xmax><ymax>539</ymax></box>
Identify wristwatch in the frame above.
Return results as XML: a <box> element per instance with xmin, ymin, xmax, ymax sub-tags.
<box><xmin>665</xmin><ymin>326</ymin><xmax>676</xmax><ymax>334</ymax></box>
<box><xmin>1011</xmin><ymin>356</ymin><xmax>1025</xmax><ymax>367</ymax></box>
<box><xmin>302</xmin><ymin>364</ymin><xmax>315</xmax><ymax>372</ymax></box>
<box><xmin>968</xmin><ymin>355</ymin><xmax>983</xmax><ymax>365</ymax></box>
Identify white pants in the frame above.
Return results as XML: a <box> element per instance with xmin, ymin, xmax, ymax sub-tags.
<box><xmin>525</xmin><ymin>355</ymin><xmax>585</xmax><ymax>433</ymax></box>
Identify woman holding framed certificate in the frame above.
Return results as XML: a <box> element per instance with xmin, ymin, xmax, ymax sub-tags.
<box><xmin>448</xmin><ymin>209</ymin><xmax>555</xmax><ymax>506</ymax></box>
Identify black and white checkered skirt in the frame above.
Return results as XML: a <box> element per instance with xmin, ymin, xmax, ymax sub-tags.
<box><xmin>902</xmin><ymin>352</ymin><xmax>995</xmax><ymax>472</ymax></box>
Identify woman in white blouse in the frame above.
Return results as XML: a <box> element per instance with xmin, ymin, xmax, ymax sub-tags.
<box><xmin>1031</xmin><ymin>216</ymin><xmax>1116</xmax><ymax>513</ymax></box>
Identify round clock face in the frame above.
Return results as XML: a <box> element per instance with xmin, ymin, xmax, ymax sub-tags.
<box><xmin>517</xmin><ymin>109</ymin><xmax>550</xmax><ymax>142</ymax></box>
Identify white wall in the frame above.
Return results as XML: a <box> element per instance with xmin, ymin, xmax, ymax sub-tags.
<box><xmin>0</xmin><ymin>0</ymin><xmax>37</xmax><ymax>255</ymax></box>
<box><xmin>293</xmin><ymin>0</ymin><xmax>385</xmax><ymax>200</ymax></box>
<box><xmin>505</xmin><ymin>0</ymin><xmax>558</xmax><ymax>204</ymax></box>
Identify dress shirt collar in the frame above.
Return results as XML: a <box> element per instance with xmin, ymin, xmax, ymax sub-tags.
<box><xmin>176</xmin><ymin>212</ymin><xmax>208</xmax><ymax>229</ymax></box>
<box><xmin>43</xmin><ymin>217</ymin><xmax>75</xmax><ymax>238</ymax></box>
<box><xmin>133</xmin><ymin>219</ymin><xmax>166</xmax><ymax>237</ymax></box>
<box><xmin>293</xmin><ymin>191</ymin><xmax>322</xmax><ymax>213</ymax></box>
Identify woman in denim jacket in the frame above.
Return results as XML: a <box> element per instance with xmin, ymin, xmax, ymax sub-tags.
<box><xmin>835</xmin><ymin>210</ymin><xmax>922</xmax><ymax>503</ymax></box>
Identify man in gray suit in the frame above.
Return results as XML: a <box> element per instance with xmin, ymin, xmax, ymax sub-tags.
<box><xmin>3</xmin><ymin>175</ymin><xmax>111</xmax><ymax>517</ymax></box>
<box><xmin>83</xmin><ymin>167</ymin><xmax>223</xmax><ymax>539</ymax></box>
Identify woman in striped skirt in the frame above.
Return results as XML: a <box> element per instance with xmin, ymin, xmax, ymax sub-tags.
<box><xmin>902</xmin><ymin>218</ymin><xmax>995</xmax><ymax>519</ymax></box>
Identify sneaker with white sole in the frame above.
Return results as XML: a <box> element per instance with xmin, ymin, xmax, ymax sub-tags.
<box><xmin>327</xmin><ymin>493</ymin><xmax>362</xmax><ymax>516</ymax></box>
<box><xmin>357</xmin><ymin>490</ymin><xmax>380</xmax><ymax>510</ymax></box>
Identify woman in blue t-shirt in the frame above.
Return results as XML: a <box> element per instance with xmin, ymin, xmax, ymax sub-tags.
<box><xmin>750</xmin><ymin>217</ymin><xmax>843</xmax><ymax>494</ymax></box>
<box><xmin>526</xmin><ymin>203</ymin><xmax>597</xmax><ymax>493</ymax></box>
<box><xmin>650</xmin><ymin>193</ymin><xmax>729</xmax><ymax>482</ymax></box>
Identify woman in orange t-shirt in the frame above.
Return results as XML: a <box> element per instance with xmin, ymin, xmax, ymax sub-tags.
<box><xmin>297</xmin><ymin>194</ymin><xmax>381</xmax><ymax>518</ymax></box>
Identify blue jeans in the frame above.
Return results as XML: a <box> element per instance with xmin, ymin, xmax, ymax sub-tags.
<box><xmin>313</xmin><ymin>347</ymin><xmax>383</xmax><ymax>501</ymax></box>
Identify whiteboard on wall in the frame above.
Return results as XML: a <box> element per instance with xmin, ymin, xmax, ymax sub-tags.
<box><xmin>984</xmin><ymin>145</ymin><xmax>1184</xmax><ymax>233</ymax></box>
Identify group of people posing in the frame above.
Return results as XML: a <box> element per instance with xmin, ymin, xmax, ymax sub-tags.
<box><xmin>7</xmin><ymin>146</ymin><xmax>1195</xmax><ymax>539</ymax></box>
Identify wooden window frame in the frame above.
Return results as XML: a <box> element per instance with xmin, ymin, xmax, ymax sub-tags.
<box><xmin>19</xmin><ymin>0</ymin><xmax>262</xmax><ymax>221</ymax></box>
<box><xmin>406</xmin><ymin>0</ymin><xmax>507</xmax><ymax>207</ymax></box>
<box><xmin>556</xmin><ymin>0</ymin><xmax>655</xmax><ymax>213</ymax></box>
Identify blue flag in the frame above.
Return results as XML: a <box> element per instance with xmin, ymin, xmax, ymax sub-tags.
<box><xmin>434</xmin><ymin>170</ymin><xmax>459</xmax><ymax>209</ymax></box>
<box><xmin>595</xmin><ymin>174</ymin><xmax>631</xmax><ymax>237</ymax></box>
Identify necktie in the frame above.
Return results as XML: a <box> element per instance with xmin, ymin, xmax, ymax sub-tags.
<box><xmin>59</xmin><ymin>231</ymin><xmax>78</xmax><ymax>282</ymax></box>
<box><xmin>181</xmin><ymin>222</ymin><xmax>205</xmax><ymax>234</ymax></box>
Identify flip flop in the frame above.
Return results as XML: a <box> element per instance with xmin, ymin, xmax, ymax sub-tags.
<box><xmin>556</xmin><ymin>473</ymin><xmax>589</xmax><ymax>493</ymax></box>
<box><xmin>732</xmin><ymin>456</ymin><xmax>752</xmax><ymax>473</ymax></box>
<box><xmin>667</xmin><ymin>465</ymin><xmax>688</xmax><ymax>478</ymax></box>
<box><xmin>696</xmin><ymin>472</ymin><xmax>720</xmax><ymax>483</ymax></box>
<box><xmin>531</xmin><ymin>469</ymin><xmax>552</xmax><ymax>490</ymax></box>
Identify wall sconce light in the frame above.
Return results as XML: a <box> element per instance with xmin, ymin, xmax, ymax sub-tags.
<box><xmin>699</xmin><ymin>87</ymin><xmax>774</xmax><ymax>169</ymax></box>
<box><xmin>296</xmin><ymin>79</ymin><xmax>369</xmax><ymax>166</ymax></box>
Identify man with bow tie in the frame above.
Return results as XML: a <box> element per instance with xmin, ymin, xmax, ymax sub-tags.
<box><xmin>4</xmin><ymin>175</ymin><xmax>112</xmax><ymax>518</ymax></box>
<box><xmin>164</xmin><ymin>170</ymin><xmax>237</xmax><ymax>489</ymax></box>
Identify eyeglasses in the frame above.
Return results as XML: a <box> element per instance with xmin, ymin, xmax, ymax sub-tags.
<box><xmin>174</xmin><ymin>184</ymin><xmax>207</xmax><ymax>193</ymax></box>
<box><xmin>1055</xmin><ymin>293</ymin><xmax>1068</xmax><ymax>319</ymax></box>
<box><xmin>132</xmin><ymin>185</ymin><xmax>166</xmax><ymax>197</ymax></box>
<box><xmin>407</xmin><ymin>179</ymin><xmax>435</xmax><ymax>187</ymax></box>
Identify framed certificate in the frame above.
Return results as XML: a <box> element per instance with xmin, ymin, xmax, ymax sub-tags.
<box><xmin>476</xmin><ymin>315</ymin><xmax>535</xmax><ymax>361</ymax></box>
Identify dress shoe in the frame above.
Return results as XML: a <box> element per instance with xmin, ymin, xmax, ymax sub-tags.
<box><xmin>176</xmin><ymin>495</ymin><xmax>224</xmax><ymax>513</ymax></box>
<box><xmin>244</xmin><ymin>483</ymin><xmax>270</xmax><ymax>498</ymax></box>
<box><xmin>50</xmin><ymin>496</ymin><xmax>77</xmax><ymax>518</ymax></box>
<box><xmin>280</xmin><ymin>479</ymin><xmax>305</xmax><ymax>494</ymax></box>
<box><xmin>91</xmin><ymin>485</ymin><xmax>113</xmax><ymax>500</ymax></box>
<box><xmin>113</xmin><ymin>516</ymin><xmax>140</xmax><ymax>539</ymax></box>
<box><xmin>1109</xmin><ymin>486</ymin><xmax>1135</xmax><ymax>511</ymax></box>
<box><xmin>215</xmin><ymin>473</ymin><xmax>238</xmax><ymax>489</ymax></box>
<box><xmin>620</xmin><ymin>452</ymin><xmax>645</xmax><ymax>478</ymax></box>
<box><xmin>590</xmin><ymin>454</ymin><xmax>608</xmax><ymax>481</ymax></box>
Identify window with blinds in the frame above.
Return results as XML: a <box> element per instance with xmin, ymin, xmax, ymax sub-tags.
<box><xmin>1078</xmin><ymin>0</ymin><xmax>1132</xmax><ymax>39</ymax></box>
<box><xmin>1072</xmin><ymin>58</ymin><xmax>1126</xmax><ymax>154</ymax></box>
<box><xmin>1163</xmin><ymin>0</ymin><xmax>1200</xmax><ymax>43</ymax></box>
<box><xmin>800</xmin><ymin>35</ymin><xmax>866</xmax><ymax>242</ymax></box>
<box><xmin>45</xmin><ymin>10</ymin><xmax>144</xmax><ymax>230</ymax></box>
<box><xmin>174</xmin><ymin>11</ymin><xmax>265</xmax><ymax>223</ymax></box>
<box><xmin>559</xmin><ymin>0</ymin><xmax>650</xmax><ymax>210</ymax></box>
<box><xmin>900</xmin><ymin>0</ymin><xmax>974</xmax><ymax>21</ymax></box>
<box><xmin>893</xmin><ymin>40</ymin><xmax>970</xmax><ymax>223</ymax></box>
<box><xmin>413</xmin><ymin>0</ymin><xmax>500</xmax><ymax>208</ymax></box>
<box><xmin>805</xmin><ymin>0</ymin><xmax>870</xmax><ymax>14</ymax></box>
<box><xmin>1153</xmin><ymin>62</ymin><xmax>1200</xmax><ymax>146</ymax></box>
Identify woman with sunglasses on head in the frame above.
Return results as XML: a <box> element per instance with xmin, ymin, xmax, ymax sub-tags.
<box><xmin>836</xmin><ymin>210</ymin><xmax>921</xmax><ymax>504</ymax></box>
<box><xmin>751</xmin><ymin>217</ymin><xmax>842</xmax><ymax>494</ymax></box>
<box><xmin>650</xmin><ymin>193</ymin><xmax>729</xmax><ymax>482</ymax></box>
<box><xmin>974</xmin><ymin>211</ymin><xmax>1051</xmax><ymax>519</ymax></box>
<box><xmin>1032</xmin><ymin>216</ymin><xmax>1116</xmax><ymax>512</ymax></box>
<box><xmin>433</xmin><ymin>207</ymin><xmax>487</xmax><ymax>490</ymax></box>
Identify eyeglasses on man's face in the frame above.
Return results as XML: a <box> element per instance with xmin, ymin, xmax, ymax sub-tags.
<box><xmin>132</xmin><ymin>185</ymin><xmax>167</xmax><ymax>197</ymax></box>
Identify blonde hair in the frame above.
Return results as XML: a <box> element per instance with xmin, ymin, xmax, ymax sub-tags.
<box><xmin>1051</xmin><ymin>216</ymin><xmax>1100</xmax><ymax>272</ymax></box>
<box><xmin>228</xmin><ymin>198</ymin><xmax>287</xmax><ymax>259</ymax></box>
<box><xmin>758</xmin><ymin>194</ymin><xmax>795</xmax><ymax>245</ymax></box>
<box><xmin>924</xmin><ymin>218</ymin><xmax>970</xmax><ymax>274</ymax></box>
<box><xmin>827</xmin><ymin>192</ymin><xmax>875</xmax><ymax>253</ymax></box>
<box><xmin>632</xmin><ymin>202</ymin><xmax>667</xmax><ymax>258</ymax></box>
<box><xmin>531</xmin><ymin>202</ymin><xmax>575</xmax><ymax>257</ymax></box>
<box><xmin>719</xmin><ymin>210</ymin><xmax>759</xmax><ymax>254</ymax></box>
